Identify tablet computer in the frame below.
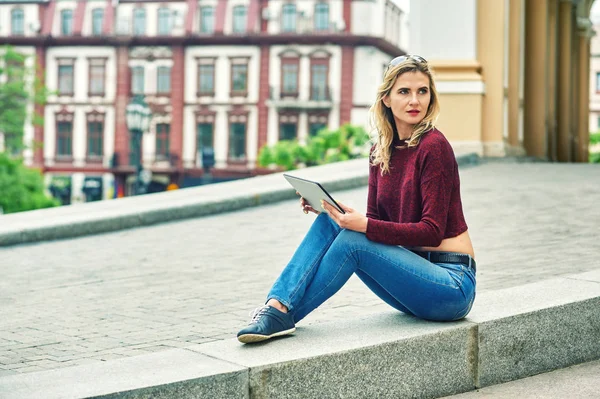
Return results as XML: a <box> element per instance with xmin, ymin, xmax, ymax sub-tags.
<box><xmin>283</xmin><ymin>174</ymin><xmax>345</xmax><ymax>214</ymax></box>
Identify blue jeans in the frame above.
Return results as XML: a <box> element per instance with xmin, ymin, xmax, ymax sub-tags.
<box><xmin>268</xmin><ymin>213</ymin><xmax>476</xmax><ymax>323</ymax></box>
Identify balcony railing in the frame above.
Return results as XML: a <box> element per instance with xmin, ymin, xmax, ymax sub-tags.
<box><xmin>269</xmin><ymin>85</ymin><xmax>333</xmax><ymax>109</ymax></box>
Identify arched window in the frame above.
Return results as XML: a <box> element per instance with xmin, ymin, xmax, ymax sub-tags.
<box><xmin>131</xmin><ymin>66</ymin><xmax>145</xmax><ymax>95</ymax></box>
<box><xmin>157</xmin><ymin>66</ymin><xmax>171</xmax><ymax>94</ymax></box>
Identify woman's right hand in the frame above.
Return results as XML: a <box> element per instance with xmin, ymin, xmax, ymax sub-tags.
<box><xmin>297</xmin><ymin>191</ymin><xmax>321</xmax><ymax>215</ymax></box>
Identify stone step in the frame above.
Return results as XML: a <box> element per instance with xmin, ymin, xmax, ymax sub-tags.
<box><xmin>1</xmin><ymin>268</ymin><xmax>598</xmax><ymax>399</ymax></box>
<box><xmin>0</xmin><ymin>153</ymin><xmax>480</xmax><ymax>247</ymax></box>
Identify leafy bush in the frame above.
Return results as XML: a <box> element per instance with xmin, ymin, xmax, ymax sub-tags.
<box><xmin>257</xmin><ymin>124</ymin><xmax>371</xmax><ymax>171</ymax></box>
<box><xmin>590</xmin><ymin>132</ymin><xmax>600</xmax><ymax>164</ymax></box>
<box><xmin>0</xmin><ymin>152</ymin><xmax>59</xmax><ymax>214</ymax></box>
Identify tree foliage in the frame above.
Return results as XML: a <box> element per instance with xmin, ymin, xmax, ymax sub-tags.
<box><xmin>257</xmin><ymin>124</ymin><xmax>371</xmax><ymax>171</ymax></box>
<box><xmin>0</xmin><ymin>45</ymin><xmax>48</xmax><ymax>153</ymax></box>
<box><xmin>0</xmin><ymin>46</ymin><xmax>56</xmax><ymax>214</ymax></box>
<box><xmin>0</xmin><ymin>153</ymin><xmax>59</xmax><ymax>214</ymax></box>
<box><xmin>590</xmin><ymin>132</ymin><xmax>600</xmax><ymax>163</ymax></box>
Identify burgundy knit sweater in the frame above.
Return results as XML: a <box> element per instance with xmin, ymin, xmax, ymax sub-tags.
<box><xmin>365</xmin><ymin>129</ymin><xmax>468</xmax><ymax>247</ymax></box>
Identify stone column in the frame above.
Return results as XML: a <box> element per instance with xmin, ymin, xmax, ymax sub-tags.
<box><xmin>477</xmin><ymin>0</ymin><xmax>507</xmax><ymax>157</ymax></box>
<box><xmin>546</xmin><ymin>0</ymin><xmax>559</xmax><ymax>162</ymax></box>
<box><xmin>557</xmin><ymin>0</ymin><xmax>573</xmax><ymax>162</ymax></box>
<box><xmin>524</xmin><ymin>0</ymin><xmax>549</xmax><ymax>158</ymax></box>
<box><xmin>507</xmin><ymin>0</ymin><xmax>526</xmax><ymax>156</ymax></box>
<box><xmin>410</xmin><ymin>0</ymin><xmax>484</xmax><ymax>155</ymax></box>
<box><xmin>577</xmin><ymin>19</ymin><xmax>593</xmax><ymax>162</ymax></box>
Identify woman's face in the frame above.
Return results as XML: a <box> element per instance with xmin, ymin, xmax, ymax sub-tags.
<box><xmin>383</xmin><ymin>70</ymin><xmax>431</xmax><ymax>131</ymax></box>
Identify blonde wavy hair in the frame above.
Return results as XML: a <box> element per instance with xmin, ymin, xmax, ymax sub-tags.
<box><xmin>369</xmin><ymin>56</ymin><xmax>441</xmax><ymax>174</ymax></box>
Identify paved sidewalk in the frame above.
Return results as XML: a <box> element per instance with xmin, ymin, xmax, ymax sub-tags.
<box><xmin>0</xmin><ymin>161</ymin><xmax>598</xmax><ymax>376</ymax></box>
<box><xmin>444</xmin><ymin>359</ymin><xmax>600</xmax><ymax>398</ymax></box>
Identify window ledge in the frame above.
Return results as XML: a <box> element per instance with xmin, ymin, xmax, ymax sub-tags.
<box><xmin>85</xmin><ymin>156</ymin><xmax>104</xmax><ymax>164</ymax></box>
<box><xmin>229</xmin><ymin>91</ymin><xmax>248</xmax><ymax>98</ymax></box>
<box><xmin>54</xmin><ymin>156</ymin><xmax>74</xmax><ymax>163</ymax></box>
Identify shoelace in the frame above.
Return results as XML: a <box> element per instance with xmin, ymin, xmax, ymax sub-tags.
<box><xmin>249</xmin><ymin>305</ymin><xmax>269</xmax><ymax>324</ymax></box>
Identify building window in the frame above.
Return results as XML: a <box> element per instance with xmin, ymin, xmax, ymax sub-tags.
<box><xmin>56</xmin><ymin>121</ymin><xmax>73</xmax><ymax>158</ymax></box>
<box><xmin>597</xmin><ymin>116</ymin><xmax>600</xmax><ymax>129</ymax></box>
<box><xmin>92</xmin><ymin>8</ymin><xmax>104</xmax><ymax>35</ymax></box>
<box><xmin>157</xmin><ymin>66</ymin><xmax>171</xmax><ymax>94</ymax></box>
<box><xmin>198</xmin><ymin>62</ymin><xmax>215</xmax><ymax>95</ymax></box>
<box><xmin>232</xmin><ymin>5</ymin><xmax>247</xmax><ymax>33</ymax></box>
<box><xmin>281</xmin><ymin>61</ymin><xmax>299</xmax><ymax>95</ymax></box>
<box><xmin>61</xmin><ymin>9</ymin><xmax>74</xmax><ymax>35</ymax></box>
<box><xmin>133</xmin><ymin>8</ymin><xmax>146</xmax><ymax>36</ymax></box>
<box><xmin>156</xmin><ymin>123</ymin><xmax>170</xmax><ymax>159</ymax></box>
<box><xmin>88</xmin><ymin>59</ymin><xmax>106</xmax><ymax>96</ymax></box>
<box><xmin>200</xmin><ymin>7</ymin><xmax>215</xmax><ymax>34</ymax></box>
<box><xmin>157</xmin><ymin>7</ymin><xmax>171</xmax><ymax>35</ymax></box>
<box><xmin>308</xmin><ymin>114</ymin><xmax>328</xmax><ymax>137</ymax></box>
<box><xmin>281</xmin><ymin>4</ymin><xmax>296</xmax><ymax>33</ymax></box>
<box><xmin>87</xmin><ymin>121</ymin><xmax>104</xmax><ymax>158</ymax></box>
<box><xmin>279</xmin><ymin>113</ymin><xmax>298</xmax><ymax>141</ymax></box>
<box><xmin>58</xmin><ymin>63</ymin><xmax>74</xmax><ymax>95</ymax></box>
<box><xmin>231</xmin><ymin>62</ymin><xmax>248</xmax><ymax>96</ymax></box>
<box><xmin>198</xmin><ymin>123</ymin><xmax>214</xmax><ymax>151</ymax></box>
<box><xmin>11</xmin><ymin>8</ymin><xmax>24</xmax><ymax>35</ymax></box>
<box><xmin>596</xmin><ymin>72</ymin><xmax>600</xmax><ymax>92</ymax></box>
<box><xmin>131</xmin><ymin>66</ymin><xmax>144</xmax><ymax>95</ymax></box>
<box><xmin>314</xmin><ymin>2</ymin><xmax>329</xmax><ymax>31</ymax></box>
<box><xmin>280</xmin><ymin>123</ymin><xmax>297</xmax><ymax>141</ymax></box>
<box><xmin>311</xmin><ymin>64</ymin><xmax>328</xmax><ymax>100</ymax></box>
<box><xmin>309</xmin><ymin>122</ymin><xmax>327</xmax><ymax>137</ymax></box>
<box><xmin>229</xmin><ymin>122</ymin><xmax>246</xmax><ymax>160</ymax></box>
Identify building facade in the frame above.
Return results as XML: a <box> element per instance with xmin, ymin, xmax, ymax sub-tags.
<box><xmin>589</xmin><ymin>18</ymin><xmax>600</xmax><ymax>136</ymax></box>
<box><xmin>0</xmin><ymin>0</ymin><xmax>408</xmax><ymax>202</ymax></box>
<box><xmin>410</xmin><ymin>0</ymin><xmax>595</xmax><ymax>163</ymax></box>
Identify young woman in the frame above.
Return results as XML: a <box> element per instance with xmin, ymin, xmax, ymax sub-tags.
<box><xmin>237</xmin><ymin>55</ymin><xmax>476</xmax><ymax>344</ymax></box>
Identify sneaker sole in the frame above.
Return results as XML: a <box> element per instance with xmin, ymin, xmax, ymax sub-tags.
<box><xmin>237</xmin><ymin>327</ymin><xmax>296</xmax><ymax>344</ymax></box>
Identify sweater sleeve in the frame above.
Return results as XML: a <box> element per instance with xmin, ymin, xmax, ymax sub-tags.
<box><xmin>366</xmin><ymin>162</ymin><xmax>380</xmax><ymax>220</ymax></box>
<box><xmin>365</xmin><ymin>144</ymin><xmax>455</xmax><ymax>247</ymax></box>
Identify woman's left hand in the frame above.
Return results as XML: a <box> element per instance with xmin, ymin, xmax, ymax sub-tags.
<box><xmin>320</xmin><ymin>200</ymin><xmax>368</xmax><ymax>233</ymax></box>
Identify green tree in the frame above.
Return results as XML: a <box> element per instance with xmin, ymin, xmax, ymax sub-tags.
<box><xmin>0</xmin><ymin>46</ymin><xmax>56</xmax><ymax>214</ymax></box>
<box><xmin>590</xmin><ymin>132</ymin><xmax>600</xmax><ymax>163</ymax></box>
<box><xmin>257</xmin><ymin>124</ymin><xmax>371</xmax><ymax>171</ymax></box>
<box><xmin>0</xmin><ymin>45</ymin><xmax>48</xmax><ymax>153</ymax></box>
<box><xmin>0</xmin><ymin>153</ymin><xmax>59</xmax><ymax>214</ymax></box>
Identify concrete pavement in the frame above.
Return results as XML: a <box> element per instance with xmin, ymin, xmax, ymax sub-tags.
<box><xmin>444</xmin><ymin>359</ymin><xmax>600</xmax><ymax>398</ymax></box>
<box><xmin>0</xmin><ymin>160</ymin><xmax>599</xmax><ymax>378</ymax></box>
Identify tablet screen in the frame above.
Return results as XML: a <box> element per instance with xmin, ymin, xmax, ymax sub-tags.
<box><xmin>283</xmin><ymin>174</ymin><xmax>345</xmax><ymax>214</ymax></box>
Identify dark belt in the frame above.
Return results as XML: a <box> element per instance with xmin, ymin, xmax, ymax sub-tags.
<box><xmin>411</xmin><ymin>250</ymin><xmax>476</xmax><ymax>273</ymax></box>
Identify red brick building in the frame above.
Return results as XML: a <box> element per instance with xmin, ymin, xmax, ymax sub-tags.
<box><xmin>1</xmin><ymin>0</ymin><xmax>407</xmax><ymax>201</ymax></box>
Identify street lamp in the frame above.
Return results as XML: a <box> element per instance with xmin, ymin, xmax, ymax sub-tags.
<box><xmin>125</xmin><ymin>96</ymin><xmax>152</xmax><ymax>195</ymax></box>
